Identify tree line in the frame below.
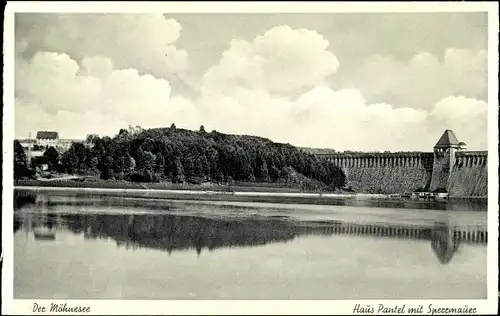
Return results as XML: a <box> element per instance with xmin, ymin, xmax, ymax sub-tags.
<box><xmin>14</xmin><ymin>124</ymin><xmax>346</xmax><ymax>190</ymax></box>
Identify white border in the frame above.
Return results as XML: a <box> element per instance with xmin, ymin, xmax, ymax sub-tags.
<box><xmin>2</xmin><ymin>1</ymin><xmax>495</xmax><ymax>13</ymax></box>
<box><xmin>3</xmin><ymin>2</ymin><xmax>499</xmax><ymax>315</ymax></box>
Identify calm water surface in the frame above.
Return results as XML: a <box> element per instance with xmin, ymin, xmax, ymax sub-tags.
<box><xmin>14</xmin><ymin>197</ymin><xmax>487</xmax><ymax>300</ymax></box>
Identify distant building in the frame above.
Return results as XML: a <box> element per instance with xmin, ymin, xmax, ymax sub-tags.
<box><xmin>18</xmin><ymin>139</ymin><xmax>36</xmax><ymax>150</ymax></box>
<box><xmin>36</xmin><ymin>131</ymin><xmax>59</xmax><ymax>148</ymax></box>
<box><xmin>57</xmin><ymin>139</ymin><xmax>85</xmax><ymax>151</ymax></box>
<box><xmin>17</xmin><ymin>132</ymin><xmax>87</xmax><ymax>168</ymax></box>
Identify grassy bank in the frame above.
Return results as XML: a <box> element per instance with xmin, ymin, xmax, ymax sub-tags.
<box><xmin>14</xmin><ymin>185</ymin><xmax>489</xmax><ymax>212</ymax></box>
<box><xmin>14</xmin><ymin>178</ymin><xmax>344</xmax><ymax>194</ymax></box>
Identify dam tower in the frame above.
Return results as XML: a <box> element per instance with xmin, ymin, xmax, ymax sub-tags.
<box><xmin>429</xmin><ymin>130</ymin><xmax>463</xmax><ymax>192</ymax></box>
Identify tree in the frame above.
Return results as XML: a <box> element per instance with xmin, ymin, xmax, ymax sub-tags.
<box><xmin>316</xmin><ymin>162</ymin><xmax>327</xmax><ymax>183</ymax></box>
<box><xmin>61</xmin><ymin>150</ymin><xmax>78</xmax><ymax>174</ymax></box>
<box><xmin>89</xmin><ymin>156</ymin><xmax>99</xmax><ymax>173</ymax></box>
<box><xmin>123</xmin><ymin>152</ymin><xmax>135</xmax><ymax>172</ymax></box>
<box><xmin>207</xmin><ymin>148</ymin><xmax>219</xmax><ymax>180</ymax></box>
<box><xmin>25</xmin><ymin>125</ymin><xmax>348</xmax><ymax>190</ymax></box>
<box><xmin>194</xmin><ymin>158</ymin><xmax>205</xmax><ymax>178</ymax></box>
<box><xmin>128</xmin><ymin>125</ymin><xmax>143</xmax><ymax>136</ymax></box>
<box><xmin>86</xmin><ymin>134</ymin><xmax>99</xmax><ymax>144</ymax></box>
<box><xmin>154</xmin><ymin>152</ymin><xmax>166</xmax><ymax>177</ymax></box>
<box><xmin>71</xmin><ymin>142</ymin><xmax>88</xmax><ymax>173</ymax></box>
<box><xmin>199</xmin><ymin>155</ymin><xmax>211</xmax><ymax>179</ymax></box>
<box><xmin>14</xmin><ymin>140</ymin><xmax>29</xmax><ymax>179</ymax></box>
<box><xmin>270</xmin><ymin>165</ymin><xmax>281</xmax><ymax>181</ymax></box>
<box><xmin>113</xmin><ymin>155</ymin><xmax>125</xmax><ymax>174</ymax></box>
<box><xmin>14</xmin><ymin>140</ymin><xmax>27</xmax><ymax>165</ymax></box>
<box><xmin>183</xmin><ymin>156</ymin><xmax>195</xmax><ymax>180</ymax></box>
<box><xmin>138</xmin><ymin>151</ymin><xmax>156</xmax><ymax>178</ymax></box>
<box><xmin>43</xmin><ymin>147</ymin><xmax>59</xmax><ymax>171</ymax></box>
<box><xmin>172</xmin><ymin>157</ymin><xmax>185</xmax><ymax>183</ymax></box>
<box><xmin>328</xmin><ymin>165</ymin><xmax>346</xmax><ymax>190</ymax></box>
<box><xmin>136</xmin><ymin>147</ymin><xmax>145</xmax><ymax>170</ymax></box>
<box><xmin>100</xmin><ymin>155</ymin><xmax>115</xmax><ymax>180</ymax></box>
<box><xmin>259</xmin><ymin>161</ymin><xmax>270</xmax><ymax>182</ymax></box>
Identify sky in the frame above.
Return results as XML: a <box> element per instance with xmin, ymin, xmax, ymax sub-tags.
<box><xmin>13</xmin><ymin>12</ymin><xmax>489</xmax><ymax>151</ymax></box>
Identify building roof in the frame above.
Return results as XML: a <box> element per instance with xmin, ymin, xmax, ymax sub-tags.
<box><xmin>36</xmin><ymin>131</ymin><xmax>59</xmax><ymax>139</ymax></box>
<box><xmin>435</xmin><ymin>130</ymin><xmax>460</xmax><ymax>148</ymax></box>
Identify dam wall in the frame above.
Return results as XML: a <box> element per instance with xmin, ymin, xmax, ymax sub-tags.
<box><xmin>447</xmin><ymin>151</ymin><xmax>488</xmax><ymax>197</ymax></box>
<box><xmin>321</xmin><ymin>152</ymin><xmax>434</xmax><ymax>194</ymax></box>
<box><xmin>321</xmin><ymin>150</ymin><xmax>488</xmax><ymax>197</ymax></box>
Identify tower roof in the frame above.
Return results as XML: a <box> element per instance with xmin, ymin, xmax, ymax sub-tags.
<box><xmin>434</xmin><ymin>130</ymin><xmax>460</xmax><ymax>148</ymax></box>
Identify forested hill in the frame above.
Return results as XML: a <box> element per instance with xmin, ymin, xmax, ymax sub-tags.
<box><xmin>15</xmin><ymin>125</ymin><xmax>347</xmax><ymax>190</ymax></box>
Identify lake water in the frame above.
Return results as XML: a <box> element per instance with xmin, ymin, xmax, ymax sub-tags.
<box><xmin>14</xmin><ymin>197</ymin><xmax>488</xmax><ymax>300</ymax></box>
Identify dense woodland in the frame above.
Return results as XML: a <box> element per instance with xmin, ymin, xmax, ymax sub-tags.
<box><xmin>14</xmin><ymin>125</ymin><xmax>346</xmax><ymax>191</ymax></box>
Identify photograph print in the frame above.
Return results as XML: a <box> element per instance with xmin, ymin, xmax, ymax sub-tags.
<box><xmin>3</xmin><ymin>1</ymin><xmax>499</xmax><ymax>315</ymax></box>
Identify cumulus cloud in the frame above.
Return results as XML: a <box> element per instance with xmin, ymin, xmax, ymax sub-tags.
<box><xmin>15</xmin><ymin>52</ymin><xmax>200</xmax><ymax>139</ymax></box>
<box><xmin>338</xmin><ymin>48</ymin><xmax>487</xmax><ymax>110</ymax></box>
<box><xmin>15</xmin><ymin>14</ymin><xmax>190</xmax><ymax>79</ymax></box>
<box><xmin>14</xmin><ymin>19</ymin><xmax>488</xmax><ymax>151</ymax></box>
<box><xmin>195</xmin><ymin>85</ymin><xmax>486</xmax><ymax>152</ymax></box>
<box><xmin>201</xmin><ymin>25</ymin><xmax>339</xmax><ymax>95</ymax></box>
<box><xmin>194</xmin><ymin>26</ymin><xmax>488</xmax><ymax>151</ymax></box>
<box><xmin>430</xmin><ymin>96</ymin><xmax>488</xmax><ymax>149</ymax></box>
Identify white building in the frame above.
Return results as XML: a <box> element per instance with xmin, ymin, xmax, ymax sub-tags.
<box><xmin>36</xmin><ymin>131</ymin><xmax>59</xmax><ymax>148</ymax></box>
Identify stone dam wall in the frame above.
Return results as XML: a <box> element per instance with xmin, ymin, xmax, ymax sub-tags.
<box><xmin>321</xmin><ymin>153</ymin><xmax>434</xmax><ymax>194</ymax></box>
<box><xmin>448</xmin><ymin>151</ymin><xmax>488</xmax><ymax>198</ymax></box>
<box><xmin>320</xmin><ymin>151</ymin><xmax>488</xmax><ymax>197</ymax></box>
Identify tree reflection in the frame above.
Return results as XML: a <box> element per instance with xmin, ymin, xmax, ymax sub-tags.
<box><xmin>73</xmin><ymin>214</ymin><xmax>306</xmax><ymax>254</ymax></box>
<box><xmin>14</xmin><ymin>216</ymin><xmax>22</xmax><ymax>233</ymax></box>
<box><xmin>14</xmin><ymin>211</ymin><xmax>483</xmax><ymax>264</ymax></box>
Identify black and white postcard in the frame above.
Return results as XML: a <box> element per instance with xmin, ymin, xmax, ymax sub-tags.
<box><xmin>2</xmin><ymin>1</ymin><xmax>499</xmax><ymax>315</ymax></box>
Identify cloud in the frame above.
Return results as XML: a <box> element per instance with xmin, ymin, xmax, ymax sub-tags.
<box><xmin>430</xmin><ymin>96</ymin><xmax>488</xmax><ymax>149</ymax></box>
<box><xmin>195</xmin><ymin>85</ymin><xmax>431</xmax><ymax>152</ymax></box>
<box><xmin>15</xmin><ymin>52</ymin><xmax>200</xmax><ymax>139</ymax></box>
<box><xmin>14</xmin><ymin>22</ymin><xmax>488</xmax><ymax>152</ymax></box>
<box><xmin>15</xmin><ymin>14</ymin><xmax>190</xmax><ymax>80</ymax></box>
<box><xmin>194</xmin><ymin>25</ymin><xmax>487</xmax><ymax>151</ymax></box>
<box><xmin>194</xmin><ymin>84</ymin><xmax>487</xmax><ymax>152</ymax></box>
<box><xmin>201</xmin><ymin>25</ymin><xmax>339</xmax><ymax>96</ymax></box>
<box><xmin>15</xmin><ymin>52</ymin><xmax>101</xmax><ymax>115</ymax></box>
<box><xmin>15</xmin><ymin>101</ymin><xmax>129</xmax><ymax>140</ymax></box>
<box><xmin>338</xmin><ymin>48</ymin><xmax>487</xmax><ymax>110</ymax></box>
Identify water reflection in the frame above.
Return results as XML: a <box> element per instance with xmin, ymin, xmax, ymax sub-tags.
<box><xmin>431</xmin><ymin>224</ymin><xmax>460</xmax><ymax>264</ymax></box>
<box><xmin>32</xmin><ymin>213</ymin><xmax>57</xmax><ymax>240</ymax></box>
<box><xmin>14</xmin><ymin>216</ymin><xmax>22</xmax><ymax>233</ymax></box>
<box><xmin>15</xmin><ymin>210</ymin><xmax>484</xmax><ymax>264</ymax></box>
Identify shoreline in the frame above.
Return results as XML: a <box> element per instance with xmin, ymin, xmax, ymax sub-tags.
<box><xmin>13</xmin><ymin>178</ymin><xmax>488</xmax><ymax>201</ymax></box>
<box><xmin>14</xmin><ymin>185</ymin><xmax>488</xmax><ymax>207</ymax></box>
<box><xmin>14</xmin><ymin>185</ymin><xmax>381</xmax><ymax>203</ymax></box>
